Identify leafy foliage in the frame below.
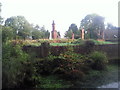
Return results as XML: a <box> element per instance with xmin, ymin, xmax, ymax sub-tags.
<box><xmin>2</xmin><ymin>42</ymin><xmax>34</xmax><ymax>88</ymax></box>
<box><xmin>2</xmin><ymin>26</ymin><xmax>14</xmax><ymax>42</ymax></box>
<box><xmin>65</xmin><ymin>24</ymin><xmax>80</xmax><ymax>39</ymax></box>
<box><xmin>5</xmin><ymin>16</ymin><xmax>33</xmax><ymax>40</ymax></box>
<box><xmin>80</xmin><ymin>14</ymin><xmax>105</xmax><ymax>39</ymax></box>
<box><xmin>32</xmin><ymin>25</ymin><xmax>50</xmax><ymax>39</ymax></box>
<box><xmin>4</xmin><ymin>16</ymin><xmax>50</xmax><ymax>40</ymax></box>
<box><xmin>32</xmin><ymin>75</ymin><xmax>71</xmax><ymax>88</ymax></box>
<box><xmin>89</xmin><ymin>51</ymin><xmax>108</xmax><ymax>70</ymax></box>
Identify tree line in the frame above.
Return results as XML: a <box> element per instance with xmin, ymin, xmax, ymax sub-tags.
<box><xmin>65</xmin><ymin>14</ymin><xmax>118</xmax><ymax>39</ymax></box>
<box><xmin>1</xmin><ymin>16</ymin><xmax>50</xmax><ymax>42</ymax></box>
<box><xmin>0</xmin><ymin>2</ymin><xmax>118</xmax><ymax>41</ymax></box>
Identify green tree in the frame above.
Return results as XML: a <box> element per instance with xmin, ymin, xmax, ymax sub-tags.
<box><xmin>80</xmin><ymin>14</ymin><xmax>105</xmax><ymax>39</ymax></box>
<box><xmin>57</xmin><ymin>31</ymin><xmax>61</xmax><ymax>38</ymax></box>
<box><xmin>32</xmin><ymin>25</ymin><xmax>50</xmax><ymax>39</ymax></box>
<box><xmin>40</xmin><ymin>26</ymin><xmax>50</xmax><ymax>39</ymax></box>
<box><xmin>5</xmin><ymin>16</ymin><xmax>32</xmax><ymax>40</ymax></box>
<box><xmin>65</xmin><ymin>24</ymin><xmax>80</xmax><ymax>39</ymax></box>
<box><xmin>0</xmin><ymin>2</ymin><xmax>3</xmax><ymax>42</ymax></box>
<box><xmin>2</xmin><ymin>26</ymin><xmax>14</xmax><ymax>42</ymax></box>
<box><xmin>45</xmin><ymin>30</ymin><xmax>50</xmax><ymax>39</ymax></box>
<box><xmin>65</xmin><ymin>29</ymin><xmax>72</xmax><ymax>39</ymax></box>
<box><xmin>32</xmin><ymin>25</ymin><xmax>42</xmax><ymax>39</ymax></box>
<box><xmin>0</xmin><ymin>3</ymin><xmax>3</xmax><ymax>25</ymax></box>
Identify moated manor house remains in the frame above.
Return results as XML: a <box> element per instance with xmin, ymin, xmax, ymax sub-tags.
<box><xmin>51</xmin><ymin>21</ymin><xmax>118</xmax><ymax>42</ymax></box>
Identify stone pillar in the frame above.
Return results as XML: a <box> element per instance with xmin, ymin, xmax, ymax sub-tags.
<box><xmin>81</xmin><ymin>29</ymin><xmax>84</xmax><ymax>40</ymax></box>
<box><xmin>102</xmin><ymin>30</ymin><xmax>104</xmax><ymax>40</ymax></box>
<box><xmin>51</xmin><ymin>30</ymin><xmax>57</xmax><ymax>39</ymax></box>
<box><xmin>72</xmin><ymin>33</ymin><xmax>74</xmax><ymax>40</ymax></box>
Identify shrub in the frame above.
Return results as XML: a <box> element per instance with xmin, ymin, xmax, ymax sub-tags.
<box><xmin>50</xmin><ymin>47</ymin><xmax>87</xmax><ymax>80</ymax></box>
<box><xmin>71</xmin><ymin>39</ymin><xmax>84</xmax><ymax>45</ymax></box>
<box><xmin>2</xmin><ymin>42</ymin><xmax>34</xmax><ymax>88</ymax></box>
<box><xmin>89</xmin><ymin>51</ymin><xmax>108</xmax><ymax>70</ymax></box>
<box><xmin>64</xmin><ymin>70</ymin><xmax>85</xmax><ymax>80</ymax></box>
<box><xmin>32</xmin><ymin>75</ymin><xmax>71</xmax><ymax>88</ymax></box>
<box><xmin>38</xmin><ymin>39</ymin><xmax>49</xmax><ymax>43</ymax></box>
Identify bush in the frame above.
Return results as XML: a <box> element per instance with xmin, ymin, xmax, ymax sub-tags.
<box><xmin>89</xmin><ymin>51</ymin><xmax>108</xmax><ymax>70</ymax></box>
<box><xmin>2</xmin><ymin>42</ymin><xmax>34</xmax><ymax>88</ymax></box>
<box><xmin>71</xmin><ymin>39</ymin><xmax>84</xmax><ymax>44</ymax></box>
<box><xmin>64</xmin><ymin>70</ymin><xmax>85</xmax><ymax>80</ymax></box>
<box><xmin>50</xmin><ymin>47</ymin><xmax>87</xmax><ymax>80</ymax></box>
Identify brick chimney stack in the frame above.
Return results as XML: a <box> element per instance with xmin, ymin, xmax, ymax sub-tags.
<box><xmin>52</xmin><ymin>20</ymin><xmax>55</xmax><ymax>31</ymax></box>
<box><xmin>51</xmin><ymin>20</ymin><xmax>57</xmax><ymax>39</ymax></box>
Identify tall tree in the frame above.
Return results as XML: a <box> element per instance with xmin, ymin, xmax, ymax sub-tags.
<box><xmin>32</xmin><ymin>25</ymin><xmax>50</xmax><ymax>39</ymax></box>
<box><xmin>0</xmin><ymin>3</ymin><xmax>3</xmax><ymax>25</ymax></box>
<box><xmin>0</xmin><ymin>2</ymin><xmax>3</xmax><ymax>45</ymax></box>
<box><xmin>5</xmin><ymin>16</ymin><xmax>32</xmax><ymax>40</ymax></box>
<box><xmin>2</xmin><ymin>26</ymin><xmax>14</xmax><ymax>42</ymax></box>
<box><xmin>57</xmin><ymin>31</ymin><xmax>61</xmax><ymax>38</ymax></box>
<box><xmin>45</xmin><ymin>30</ymin><xmax>50</xmax><ymax>39</ymax></box>
<box><xmin>80</xmin><ymin>14</ymin><xmax>105</xmax><ymax>39</ymax></box>
<box><xmin>65</xmin><ymin>24</ymin><xmax>80</xmax><ymax>39</ymax></box>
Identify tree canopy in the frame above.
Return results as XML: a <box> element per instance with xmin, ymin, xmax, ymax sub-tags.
<box><xmin>80</xmin><ymin>14</ymin><xmax>105</xmax><ymax>39</ymax></box>
<box><xmin>4</xmin><ymin>16</ymin><xmax>50</xmax><ymax>40</ymax></box>
<box><xmin>32</xmin><ymin>25</ymin><xmax>50</xmax><ymax>39</ymax></box>
<box><xmin>5</xmin><ymin>16</ymin><xmax>33</xmax><ymax>39</ymax></box>
<box><xmin>65</xmin><ymin>24</ymin><xmax>80</xmax><ymax>39</ymax></box>
<box><xmin>2</xmin><ymin>26</ymin><xmax>14</xmax><ymax>42</ymax></box>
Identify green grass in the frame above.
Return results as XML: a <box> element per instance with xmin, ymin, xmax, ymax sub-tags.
<box><xmin>36</xmin><ymin>75</ymin><xmax>72</xmax><ymax>88</ymax></box>
<box><xmin>50</xmin><ymin>43</ymin><xmax>79</xmax><ymax>46</ymax></box>
<box><xmin>92</xmin><ymin>40</ymin><xmax>117</xmax><ymax>45</ymax></box>
<box><xmin>24</xmin><ymin>39</ymin><xmax>117</xmax><ymax>46</ymax></box>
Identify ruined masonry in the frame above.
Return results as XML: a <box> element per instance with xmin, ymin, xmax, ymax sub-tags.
<box><xmin>51</xmin><ymin>21</ymin><xmax>59</xmax><ymax>39</ymax></box>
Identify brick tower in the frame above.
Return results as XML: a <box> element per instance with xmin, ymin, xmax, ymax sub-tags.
<box><xmin>51</xmin><ymin>20</ymin><xmax>57</xmax><ymax>39</ymax></box>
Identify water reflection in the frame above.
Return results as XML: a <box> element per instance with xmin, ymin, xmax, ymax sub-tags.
<box><xmin>98</xmin><ymin>82</ymin><xmax>119</xmax><ymax>88</ymax></box>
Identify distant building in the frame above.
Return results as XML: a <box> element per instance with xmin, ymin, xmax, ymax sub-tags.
<box><xmin>104</xmin><ymin>29</ymin><xmax>119</xmax><ymax>42</ymax></box>
<box><xmin>51</xmin><ymin>20</ymin><xmax>60</xmax><ymax>39</ymax></box>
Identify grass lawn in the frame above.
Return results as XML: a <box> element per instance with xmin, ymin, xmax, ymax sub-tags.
<box><xmin>50</xmin><ymin>43</ymin><xmax>79</xmax><ymax>46</ymax></box>
<box><xmin>92</xmin><ymin>40</ymin><xmax>118</xmax><ymax>45</ymax></box>
<box><xmin>23</xmin><ymin>39</ymin><xmax>117</xmax><ymax>46</ymax></box>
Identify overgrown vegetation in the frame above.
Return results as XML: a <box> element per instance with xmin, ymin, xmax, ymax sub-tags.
<box><xmin>1</xmin><ymin>3</ymin><xmax>119</xmax><ymax>88</ymax></box>
<box><xmin>3</xmin><ymin>39</ymin><xmax>113</xmax><ymax>88</ymax></box>
<box><xmin>89</xmin><ymin>51</ymin><xmax>108</xmax><ymax>70</ymax></box>
<box><xmin>8</xmin><ymin>39</ymin><xmax>117</xmax><ymax>47</ymax></box>
<box><xmin>2</xmin><ymin>42</ymin><xmax>32</xmax><ymax>88</ymax></box>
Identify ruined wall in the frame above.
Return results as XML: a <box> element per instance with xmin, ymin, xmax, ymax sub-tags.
<box><xmin>22</xmin><ymin>44</ymin><xmax>119</xmax><ymax>60</ymax></box>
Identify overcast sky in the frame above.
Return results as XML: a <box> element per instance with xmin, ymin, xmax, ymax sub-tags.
<box><xmin>0</xmin><ymin>0</ymin><xmax>119</xmax><ymax>38</ymax></box>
